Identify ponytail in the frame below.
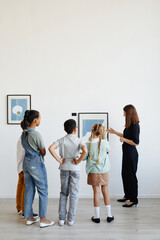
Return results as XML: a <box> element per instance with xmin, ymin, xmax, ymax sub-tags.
<box><xmin>89</xmin><ymin>132</ymin><xmax>93</xmax><ymax>162</ymax></box>
<box><xmin>24</xmin><ymin>110</ymin><xmax>30</xmax><ymax>130</ymax></box>
<box><xmin>97</xmin><ymin>135</ymin><xmax>102</xmax><ymax>165</ymax></box>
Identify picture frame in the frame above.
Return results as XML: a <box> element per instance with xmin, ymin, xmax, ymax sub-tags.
<box><xmin>7</xmin><ymin>95</ymin><xmax>31</xmax><ymax>124</ymax></box>
<box><xmin>78</xmin><ymin>112</ymin><xmax>109</xmax><ymax>141</ymax></box>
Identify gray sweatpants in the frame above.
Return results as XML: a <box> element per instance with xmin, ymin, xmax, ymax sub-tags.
<box><xmin>59</xmin><ymin>170</ymin><xmax>80</xmax><ymax>222</ymax></box>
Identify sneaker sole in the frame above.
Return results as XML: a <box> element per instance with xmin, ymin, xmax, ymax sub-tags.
<box><xmin>40</xmin><ymin>222</ymin><xmax>55</xmax><ymax>228</ymax></box>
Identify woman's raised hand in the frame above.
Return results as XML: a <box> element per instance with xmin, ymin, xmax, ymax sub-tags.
<box><xmin>106</xmin><ymin>128</ymin><xmax>115</xmax><ymax>134</ymax></box>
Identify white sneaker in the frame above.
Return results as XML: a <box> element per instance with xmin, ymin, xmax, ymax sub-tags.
<box><xmin>26</xmin><ymin>218</ymin><xmax>40</xmax><ymax>226</ymax></box>
<box><xmin>40</xmin><ymin>221</ymin><xmax>54</xmax><ymax>228</ymax></box>
<box><xmin>58</xmin><ymin>220</ymin><xmax>65</xmax><ymax>226</ymax></box>
<box><xmin>68</xmin><ymin>220</ymin><xmax>74</xmax><ymax>226</ymax></box>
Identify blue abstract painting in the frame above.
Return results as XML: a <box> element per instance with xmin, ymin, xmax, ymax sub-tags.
<box><xmin>11</xmin><ymin>99</ymin><xmax>27</xmax><ymax>121</ymax></box>
<box><xmin>82</xmin><ymin>119</ymin><xmax>104</xmax><ymax>137</ymax></box>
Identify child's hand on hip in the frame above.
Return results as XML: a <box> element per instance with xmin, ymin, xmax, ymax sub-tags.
<box><xmin>72</xmin><ymin>158</ymin><xmax>81</xmax><ymax>165</ymax></box>
<box><xmin>60</xmin><ymin>158</ymin><xmax>66</xmax><ymax>165</ymax></box>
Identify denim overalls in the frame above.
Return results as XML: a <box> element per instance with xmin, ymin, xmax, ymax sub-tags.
<box><xmin>21</xmin><ymin>129</ymin><xmax>48</xmax><ymax>219</ymax></box>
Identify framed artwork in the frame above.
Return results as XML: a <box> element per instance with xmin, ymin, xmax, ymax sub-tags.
<box><xmin>7</xmin><ymin>95</ymin><xmax>31</xmax><ymax>124</ymax></box>
<box><xmin>78</xmin><ymin>112</ymin><xmax>109</xmax><ymax>141</ymax></box>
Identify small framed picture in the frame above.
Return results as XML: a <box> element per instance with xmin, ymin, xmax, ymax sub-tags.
<box><xmin>78</xmin><ymin>112</ymin><xmax>109</xmax><ymax>141</ymax></box>
<box><xmin>7</xmin><ymin>95</ymin><xmax>31</xmax><ymax>124</ymax></box>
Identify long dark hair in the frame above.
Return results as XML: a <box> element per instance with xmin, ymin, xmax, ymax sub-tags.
<box><xmin>23</xmin><ymin>110</ymin><xmax>39</xmax><ymax>130</ymax></box>
<box><xmin>123</xmin><ymin>104</ymin><xmax>139</xmax><ymax>128</ymax></box>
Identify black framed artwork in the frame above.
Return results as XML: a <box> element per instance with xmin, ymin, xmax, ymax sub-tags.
<box><xmin>7</xmin><ymin>95</ymin><xmax>31</xmax><ymax>124</ymax></box>
<box><xmin>78</xmin><ymin>112</ymin><xmax>109</xmax><ymax>141</ymax></box>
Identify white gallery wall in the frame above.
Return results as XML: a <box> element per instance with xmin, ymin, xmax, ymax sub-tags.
<box><xmin>0</xmin><ymin>0</ymin><xmax>160</xmax><ymax>198</ymax></box>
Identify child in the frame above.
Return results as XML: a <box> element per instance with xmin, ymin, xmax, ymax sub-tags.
<box><xmin>16</xmin><ymin>121</ymin><xmax>25</xmax><ymax>216</ymax></box>
<box><xmin>16</xmin><ymin>121</ymin><xmax>38</xmax><ymax>219</ymax></box>
<box><xmin>21</xmin><ymin>110</ymin><xmax>54</xmax><ymax>228</ymax></box>
<box><xmin>84</xmin><ymin>123</ymin><xmax>114</xmax><ymax>223</ymax></box>
<box><xmin>49</xmin><ymin>119</ymin><xmax>87</xmax><ymax>226</ymax></box>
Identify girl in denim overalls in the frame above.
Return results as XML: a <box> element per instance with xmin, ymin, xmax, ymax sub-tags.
<box><xmin>21</xmin><ymin>110</ymin><xmax>54</xmax><ymax>228</ymax></box>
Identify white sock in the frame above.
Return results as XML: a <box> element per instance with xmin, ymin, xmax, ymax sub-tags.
<box><xmin>94</xmin><ymin>207</ymin><xmax>100</xmax><ymax>219</ymax></box>
<box><xmin>106</xmin><ymin>205</ymin><xmax>112</xmax><ymax>217</ymax></box>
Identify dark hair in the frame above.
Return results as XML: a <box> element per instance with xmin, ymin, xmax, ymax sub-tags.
<box><xmin>123</xmin><ymin>104</ymin><xmax>139</xmax><ymax>128</ymax></box>
<box><xmin>23</xmin><ymin>110</ymin><xmax>39</xmax><ymax>129</ymax></box>
<box><xmin>20</xmin><ymin>120</ymin><xmax>25</xmax><ymax>130</ymax></box>
<box><xmin>64</xmin><ymin>119</ymin><xmax>76</xmax><ymax>134</ymax></box>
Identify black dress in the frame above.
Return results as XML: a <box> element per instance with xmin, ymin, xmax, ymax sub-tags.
<box><xmin>122</xmin><ymin>123</ymin><xmax>140</xmax><ymax>203</ymax></box>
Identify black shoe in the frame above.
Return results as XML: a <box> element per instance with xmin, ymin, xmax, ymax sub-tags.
<box><xmin>91</xmin><ymin>216</ymin><xmax>100</xmax><ymax>223</ymax></box>
<box><xmin>107</xmin><ymin>216</ymin><xmax>114</xmax><ymax>223</ymax></box>
<box><xmin>122</xmin><ymin>202</ymin><xmax>138</xmax><ymax>208</ymax></box>
<box><xmin>117</xmin><ymin>198</ymin><xmax>128</xmax><ymax>202</ymax></box>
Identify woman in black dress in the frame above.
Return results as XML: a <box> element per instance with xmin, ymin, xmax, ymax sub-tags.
<box><xmin>107</xmin><ymin>104</ymin><xmax>140</xmax><ymax>207</ymax></box>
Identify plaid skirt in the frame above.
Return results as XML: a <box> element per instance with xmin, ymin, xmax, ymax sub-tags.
<box><xmin>87</xmin><ymin>172</ymin><xmax>108</xmax><ymax>186</ymax></box>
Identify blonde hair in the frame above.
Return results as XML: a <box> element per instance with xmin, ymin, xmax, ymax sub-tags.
<box><xmin>89</xmin><ymin>123</ymin><xmax>103</xmax><ymax>164</ymax></box>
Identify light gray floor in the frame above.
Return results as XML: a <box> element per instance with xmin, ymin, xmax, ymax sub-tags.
<box><xmin>0</xmin><ymin>198</ymin><xmax>160</xmax><ymax>240</ymax></box>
